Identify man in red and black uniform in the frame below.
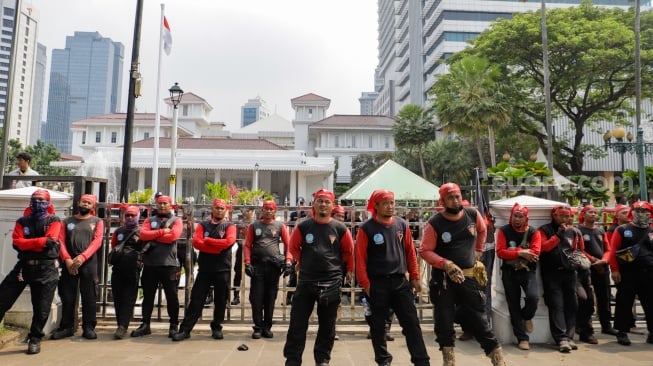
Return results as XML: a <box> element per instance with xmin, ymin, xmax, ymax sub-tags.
<box><xmin>577</xmin><ymin>205</ymin><xmax>614</xmax><ymax>341</ymax></box>
<box><xmin>172</xmin><ymin>198</ymin><xmax>236</xmax><ymax>341</ymax></box>
<box><xmin>538</xmin><ymin>205</ymin><xmax>586</xmax><ymax>353</ymax></box>
<box><xmin>283</xmin><ymin>189</ymin><xmax>354</xmax><ymax>366</ymax></box>
<box><xmin>606</xmin><ymin>204</ymin><xmax>630</xmax><ymax>243</ymax></box>
<box><xmin>496</xmin><ymin>203</ymin><xmax>541</xmax><ymax>351</ymax></box>
<box><xmin>244</xmin><ymin>200</ymin><xmax>291</xmax><ymax>339</ymax></box>
<box><xmin>420</xmin><ymin>183</ymin><xmax>505</xmax><ymax>366</ymax></box>
<box><xmin>53</xmin><ymin>194</ymin><xmax>104</xmax><ymax>340</ymax></box>
<box><xmin>356</xmin><ymin>189</ymin><xmax>429</xmax><ymax>366</ymax></box>
<box><xmin>131</xmin><ymin>194</ymin><xmax>183</xmax><ymax>338</ymax></box>
<box><xmin>608</xmin><ymin>201</ymin><xmax>653</xmax><ymax>346</ymax></box>
<box><xmin>0</xmin><ymin>189</ymin><xmax>61</xmax><ymax>354</ymax></box>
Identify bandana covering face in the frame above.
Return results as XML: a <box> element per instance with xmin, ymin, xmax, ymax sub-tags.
<box><xmin>630</xmin><ymin>201</ymin><xmax>652</xmax><ymax>228</ymax></box>
<box><xmin>124</xmin><ymin>206</ymin><xmax>140</xmax><ymax>231</ymax></box>
<box><xmin>30</xmin><ymin>199</ymin><xmax>50</xmax><ymax>220</ymax></box>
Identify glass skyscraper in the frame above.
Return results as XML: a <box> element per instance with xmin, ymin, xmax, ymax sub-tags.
<box><xmin>41</xmin><ymin>31</ymin><xmax>123</xmax><ymax>154</ymax></box>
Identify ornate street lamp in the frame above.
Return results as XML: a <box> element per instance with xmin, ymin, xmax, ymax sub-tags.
<box><xmin>604</xmin><ymin>126</ymin><xmax>653</xmax><ymax>201</ymax></box>
<box><xmin>168</xmin><ymin>82</ymin><xmax>184</xmax><ymax>202</ymax></box>
<box><xmin>253</xmin><ymin>162</ymin><xmax>260</xmax><ymax>191</ymax></box>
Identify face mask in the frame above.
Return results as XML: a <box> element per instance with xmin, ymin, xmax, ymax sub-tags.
<box><xmin>124</xmin><ymin>217</ymin><xmax>139</xmax><ymax>231</ymax></box>
<box><xmin>445</xmin><ymin>205</ymin><xmax>463</xmax><ymax>215</ymax></box>
<box><xmin>78</xmin><ymin>207</ymin><xmax>91</xmax><ymax>216</ymax></box>
<box><xmin>29</xmin><ymin>200</ymin><xmax>49</xmax><ymax>220</ymax></box>
<box><xmin>632</xmin><ymin>210</ymin><xmax>650</xmax><ymax>227</ymax></box>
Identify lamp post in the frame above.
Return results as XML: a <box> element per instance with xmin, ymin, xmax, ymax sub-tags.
<box><xmin>253</xmin><ymin>162</ymin><xmax>259</xmax><ymax>191</ymax></box>
<box><xmin>604</xmin><ymin>126</ymin><xmax>653</xmax><ymax>201</ymax></box>
<box><xmin>169</xmin><ymin>82</ymin><xmax>184</xmax><ymax>203</ymax></box>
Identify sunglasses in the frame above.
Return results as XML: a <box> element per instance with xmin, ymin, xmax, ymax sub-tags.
<box><xmin>125</xmin><ymin>214</ymin><xmax>136</xmax><ymax>218</ymax></box>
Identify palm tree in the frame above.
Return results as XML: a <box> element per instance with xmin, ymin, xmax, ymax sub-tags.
<box><xmin>392</xmin><ymin>104</ymin><xmax>435</xmax><ymax>179</ymax></box>
<box><xmin>431</xmin><ymin>55</ymin><xmax>511</xmax><ymax>174</ymax></box>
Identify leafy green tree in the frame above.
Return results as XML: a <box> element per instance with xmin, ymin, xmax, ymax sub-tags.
<box><xmin>350</xmin><ymin>152</ymin><xmax>393</xmax><ymax>186</ymax></box>
<box><xmin>422</xmin><ymin>138</ymin><xmax>475</xmax><ymax>185</ymax></box>
<box><xmin>459</xmin><ymin>1</ymin><xmax>653</xmax><ymax>174</ymax></box>
<box><xmin>431</xmin><ymin>55</ymin><xmax>511</xmax><ymax>174</ymax></box>
<box><xmin>4</xmin><ymin>138</ymin><xmax>71</xmax><ymax>175</ymax></box>
<box><xmin>392</xmin><ymin>104</ymin><xmax>435</xmax><ymax>179</ymax></box>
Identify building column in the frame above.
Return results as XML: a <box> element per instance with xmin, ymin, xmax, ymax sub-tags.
<box><xmin>213</xmin><ymin>170</ymin><xmax>221</xmax><ymax>183</ymax></box>
<box><xmin>290</xmin><ymin>170</ymin><xmax>297</xmax><ymax>205</ymax></box>
<box><xmin>137</xmin><ymin>169</ymin><xmax>145</xmax><ymax>191</ymax></box>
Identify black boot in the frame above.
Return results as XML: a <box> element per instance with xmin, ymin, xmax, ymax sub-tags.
<box><xmin>169</xmin><ymin>324</ymin><xmax>178</xmax><ymax>338</ymax></box>
<box><xmin>131</xmin><ymin>323</ymin><xmax>151</xmax><ymax>337</ymax></box>
<box><xmin>231</xmin><ymin>291</ymin><xmax>240</xmax><ymax>305</ymax></box>
<box><xmin>26</xmin><ymin>338</ymin><xmax>40</xmax><ymax>354</ymax></box>
<box><xmin>384</xmin><ymin>323</ymin><xmax>394</xmax><ymax>341</ymax></box>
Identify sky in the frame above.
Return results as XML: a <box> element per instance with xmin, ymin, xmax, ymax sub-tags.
<box><xmin>28</xmin><ymin>0</ymin><xmax>379</xmax><ymax>131</ymax></box>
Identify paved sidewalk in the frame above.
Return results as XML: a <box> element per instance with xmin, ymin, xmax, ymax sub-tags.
<box><xmin>0</xmin><ymin>323</ymin><xmax>651</xmax><ymax>365</ymax></box>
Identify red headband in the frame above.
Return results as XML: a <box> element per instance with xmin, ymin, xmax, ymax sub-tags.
<box><xmin>367</xmin><ymin>189</ymin><xmax>394</xmax><ymax>216</ymax></box>
<box><xmin>313</xmin><ymin>189</ymin><xmax>335</xmax><ymax>202</ymax></box>
<box><xmin>32</xmin><ymin>189</ymin><xmax>50</xmax><ymax>202</ymax></box>
<box><xmin>80</xmin><ymin>194</ymin><xmax>97</xmax><ymax>206</ymax></box>
<box><xmin>552</xmin><ymin>205</ymin><xmax>571</xmax><ymax>216</ymax></box>
<box><xmin>212</xmin><ymin>198</ymin><xmax>228</xmax><ymax>208</ymax></box>
<box><xmin>157</xmin><ymin>195</ymin><xmax>173</xmax><ymax>204</ymax></box>
<box><xmin>578</xmin><ymin>205</ymin><xmax>597</xmax><ymax>224</ymax></box>
<box><xmin>262</xmin><ymin>200</ymin><xmax>277</xmax><ymax>210</ymax></box>
<box><xmin>126</xmin><ymin>206</ymin><xmax>140</xmax><ymax>216</ymax></box>
<box><xmin>332</xmin><ymin>205</ymin><xmax>345</xmax><ymax>216</ymax></box>
<box><xmin>439</xmin><ymin>182</ymin><xmax>461</xmax><ymax>199</ymax></box>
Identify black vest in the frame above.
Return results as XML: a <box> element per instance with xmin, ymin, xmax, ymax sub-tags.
<box><xmin>250</xmin><ymin>220</ymin><xmax>284</xmax><ymax>264</ymax></box>
<box><xmin>360</xmin><ymin>217</ymin><xmax>408</xmax><ymax>278</ymax></box>
<box><xmin>578</xmin><ymin>225</ymin><xmax>605</xmax><ymax>259</ymax></box>
<box><xmin>295</xmin><ymin>219</ymin><xmax>348</xmax><ymax>283</ymax></box>
<box><xmin>14</xmin><ymin>215</ymin><xmax>60</xmax><ymax>260</ymax></box>
<box><xmin>143</xmin><ymin>215</ymin><xmax>178</xmax><ymax>267</ymax></box>
<box><xmin>427</xmin><ymin>208</ymin><xmax>477</xmax><ymax>273</ymax></box>
<box><xmin>499</xmin><ymin>224</ymin><xmax>536</xmax><ymax>271</ymax></box>
<box><xmin>197</xmin><ymin>220</ymin><xmax>235</xmax><ymax>272</ymax></box>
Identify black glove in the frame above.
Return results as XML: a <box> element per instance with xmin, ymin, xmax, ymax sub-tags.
<box><xmin>45</xmin><ymin>237</ymin><xmax>59</xmax><ymax>248</ymax></box>
<box><xmin>283</xmin><ymin>262</ymin><xmax>294</xmax><ymax>277</ymax></box>
<box><xmin>245</xmin><ymin>263</ymin><xmax>254</xmax><ymax>277</ymax></box>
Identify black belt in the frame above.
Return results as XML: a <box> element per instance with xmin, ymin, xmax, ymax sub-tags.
<box><xmin>23</xmin><ymin>259</ymin><xmax>55</xmax><ymax>266</ymax></box>
<box><xmin>371</xmin><ymin>273</ymin><xmax>405</xmax><ymax>279</ymax></box>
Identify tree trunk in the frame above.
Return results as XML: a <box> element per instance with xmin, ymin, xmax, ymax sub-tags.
<box><xmin>475</xmin><ymin>131</ymin><xmax>487</xmax><ymax>177</ymax></box>
<box><xmin>418</xmin><ymin>146</ymin><xmax>427</xmax><ymax>179</ymax></box>
<box><xmin>488</xmin><ymin>126</ymin><xmax>496</xmax><ymax>167</ymax></box>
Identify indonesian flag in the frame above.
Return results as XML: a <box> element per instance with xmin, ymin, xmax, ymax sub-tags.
<box><xmin>163</xmin><ymin>16</ymin><xmax>172</xmax><ymax>55</ymax></box>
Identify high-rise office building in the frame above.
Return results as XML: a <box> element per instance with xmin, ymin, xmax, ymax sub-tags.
<box><xmin>29</xmin><ymin>42</ymin><xmax>46</xmax><ymax>145</ymax></box>
<box><xmin>359</xmin><ymin>91</ymin><xmax>378</xmax><ymax>115</ymax></box>
<box><xmin>241</xmin><ymin>95</ymin><xmax>270</xmax><ymax>127</ymax></box>
<box><xmin>372</xmin><ymin>0</ymin><xmax>644</xmax><ymax>117</ymax></box>
<box><xmin>41</xmin><ymin>31</ymin><xmax>124</xmax><ymax>154</ymax></box>
<box><xmin>0</xmin><ymin>1</ymin><xmax>39</xmax><ymax>146</ymax></box>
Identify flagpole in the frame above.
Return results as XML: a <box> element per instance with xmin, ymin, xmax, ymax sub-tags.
<box><xmin>152</xmin><ymin>3</ymin><xmax>165</xmax><ymax>197</ymax></box>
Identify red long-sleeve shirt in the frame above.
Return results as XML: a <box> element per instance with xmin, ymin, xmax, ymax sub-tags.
<box><xmin>193</xmin><ymin>221</ymin><xmax>237</xmax><ymax>254</ymax></box>
<box><xmin>496</xmin><ymin>226</ymin><xmax>542</xmax><ymax>260</ymax></box>
<box><xmin>13</xmin><ymin>217</ymin><xmax>62</xmax><ymax>252</ymax></box>
<box><xmin>58</xmin><ymin>216</ymin><xmax>104</xmax><ymax>261</ymax></box>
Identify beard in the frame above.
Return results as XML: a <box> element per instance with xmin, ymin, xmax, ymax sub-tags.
<box><xmin>445</xmin><ymin>205</ymin><xmax>463</xmax><ymax>215</ymax></box>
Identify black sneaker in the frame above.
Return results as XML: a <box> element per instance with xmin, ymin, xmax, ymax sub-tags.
<box><xmin>212</xmin><ymin>329</ymin><xmax>224</xmax><ymax>340</ymax></box>
<box><xmin>51</xmin><ymin>328</ymin><xmax>74</xmax><ymax>340</ymax></box>
<box><xmin>26</xmin><ymin>339</ymin><xmax>40</xmax><ymax>355</ymax></box>
<box><xmin>252</xmin><ymin>330</ymin><xmax>262</xmax><ymax>339</ymax></box>
<box><xmin>114</xmin><ymin>326</ymin><xmax>127</xmax><ymax>340</ymax></box>
<box><xmin>601</xmin><ymin>328</ymin><xmax>618</xmax><ymax>336</ymax></box>
<box><xmin>262</xmin><ymin>329</ymin><xmax>273</xmax><ymax>338</ymax></box>
<box><xmin>230</xmin><ymin>295</ymin><xmax>240</xmax><ymax>306</ymax></box>
<box><xmin>171</xmin><ymin>331</ymin><xmax>190</xmax><ymax>342</ymax></box>
<box><xmin>82</xmin><ymin>328</ymin><xmax>97</xmax><ymax>340</ymax></box>
<box><xmin>385</xmin><ymin>332</ymin><xmax>395</xmax><ymax>342</ymax></box>
<box><xmin>131</xmin><ymin>323</ymin><xmax>151</xmax><ymax>337</ymax></box>
<box><xmin>617</xmin><ymin>332</ymin><xmax>631</xmax><ymax>346</ymax></box>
